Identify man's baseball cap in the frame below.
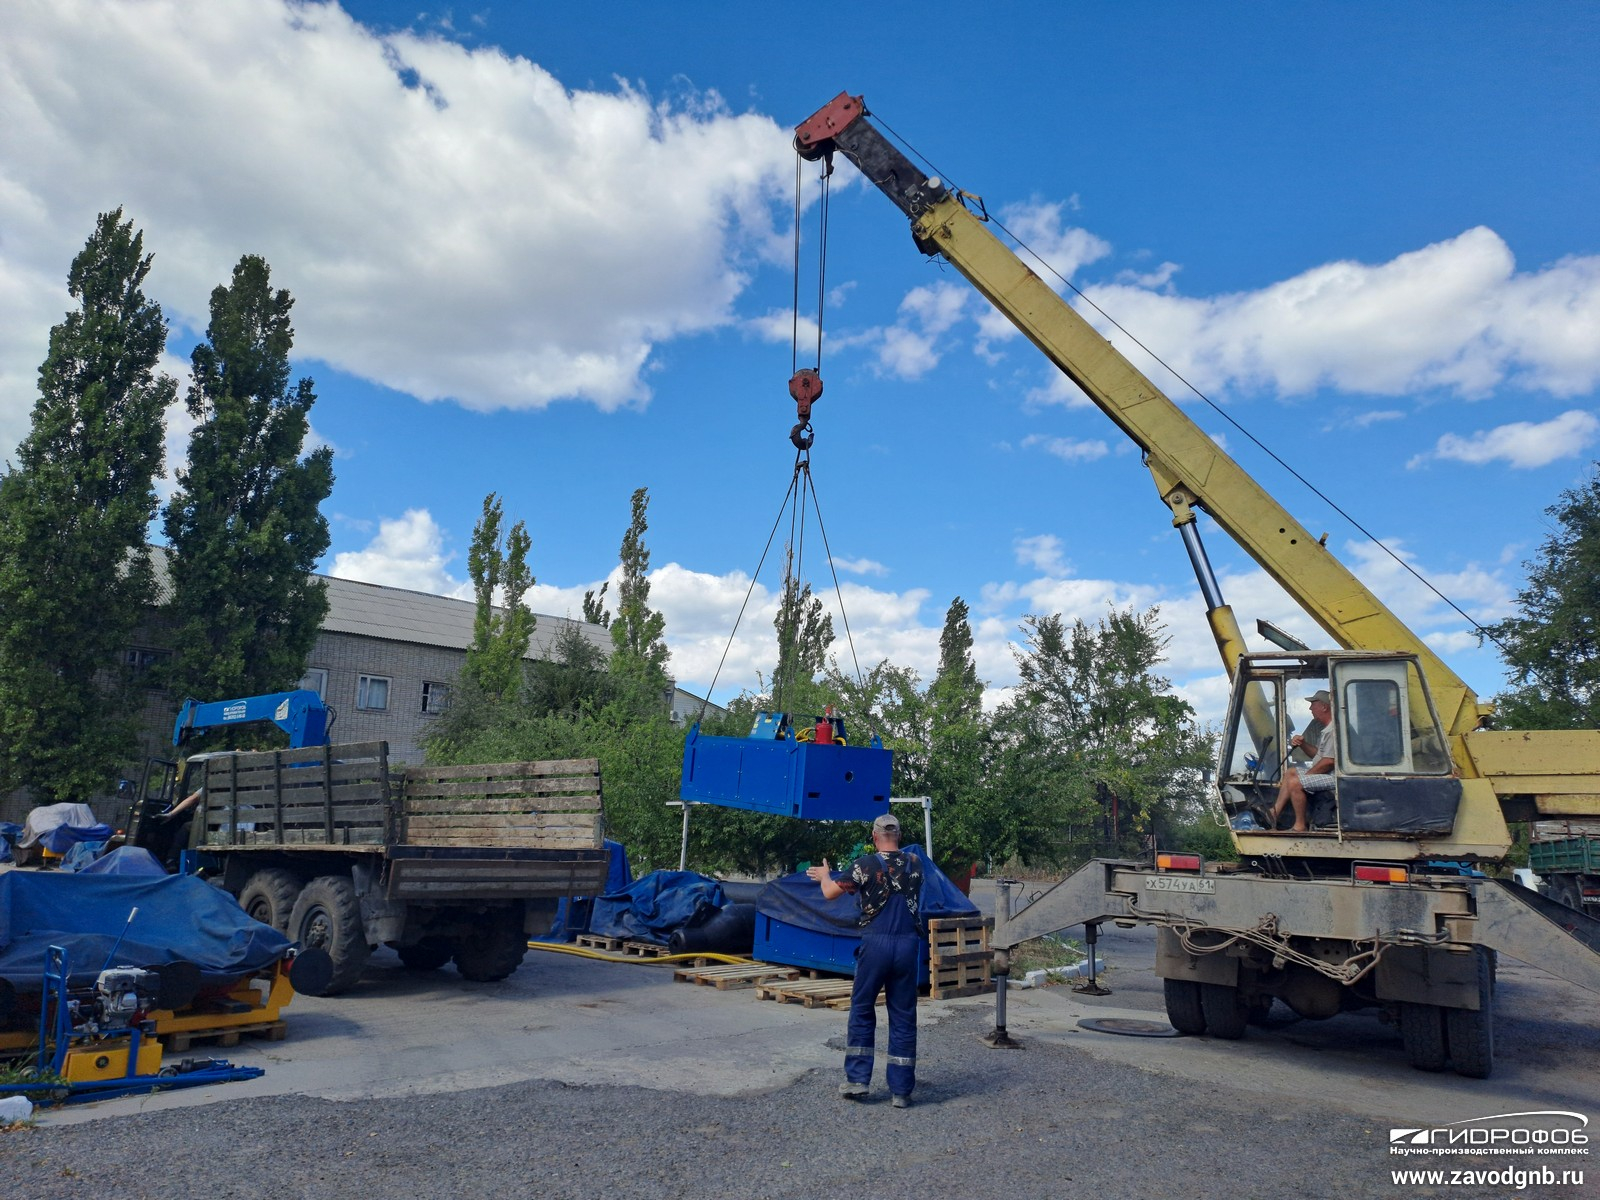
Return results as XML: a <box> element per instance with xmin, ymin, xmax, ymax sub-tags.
<box><xmin>872</xmin><ymin>813</ymin><xmax>900</xmax><ymax>833</ymax></box>
<box><xmin>1308</xmin><ymin>689</ymin><xmax>1331</xmax><ymax>706</ymax></box>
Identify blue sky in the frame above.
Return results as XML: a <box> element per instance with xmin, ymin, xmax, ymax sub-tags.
<box><xmin>3</xmin><ymin>1</ymin><xmax>1597</xmax><ymax>726</ymax></box>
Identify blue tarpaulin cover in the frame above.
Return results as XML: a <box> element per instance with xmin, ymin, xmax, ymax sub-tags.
<box><xmin>544</xmin><ymin>839</ymin><xmax>631</xmax><ymax>941</ymax></box>
<box><xmin>755</xmin><ymin>845</ymin><xmax>979</xmax><ymax>934</ymax></box>
<box><xmin>0</xmin><ymin>871</ymin><xmax>290</xmax><ymax>993</ymax></box>
<box><xmin>587</xmin><ymin>870</ymin><xmax>727</xmax><ymax>943</ymax></box>
<box><xmin>79</xmin><ymin>846</ymin><xmax>168</xmax><ymax>876</ymax></box>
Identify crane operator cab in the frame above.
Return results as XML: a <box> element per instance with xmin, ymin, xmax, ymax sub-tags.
<box><xmin>1219</xmin><ymin>651</ymin><xmax>1459</xmax><ymax>840</ymax></box>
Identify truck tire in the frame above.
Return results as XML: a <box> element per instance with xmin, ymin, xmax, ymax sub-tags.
<box><xmin>1554</xmin><ymin>877</ymin><xmax>1584</xmax><ymax>911</ymax></box>
<box><xmin>396</xmin><ymin>939</ymin><xmax>454</xmax><ymax>971</ymax></box>
<box><xmin>238</xmin><ymin>869</ymin><xmax>300</xmax><ymax>933</ymax></box>
<box><xmin>1445</xmin><ymin>948</ymin><xmax>1495</xmax><ymax>1079</ymax></box>
<box><xmin>1199</xmin><ymin>982</ymin><xmax>1248</xmax><ymax>1040</ymax></box>
<box><xmin>1163</xmin><ymin>978</ymin><xmax>1207</xmax><ymax>1035</ymax></box>
<box><xmin>1399</xmin><ymin>1002</ymin><xmax>1449</xmax><ymax>1072</ymax></box>
<box><xmin>288</xmin><ymin>875</ymin><xmax>371</xmax><ymax>996</ymax></box>
<box><xmin>453</xmin><ymin>913</ymin><xmax>527</xmax><ymax>983</ymax></box>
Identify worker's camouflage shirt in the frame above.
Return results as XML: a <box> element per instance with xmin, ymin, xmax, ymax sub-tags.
<box><xmin>848</xmin><ymin>850</ymin><xmax>923</xmax><ymax>930</ymax></box>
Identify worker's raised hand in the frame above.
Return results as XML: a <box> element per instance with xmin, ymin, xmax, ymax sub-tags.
<box><xmin>805</xmin><ymin>858</ymin><xmax>832</xmax><ymax>884</ymax></box>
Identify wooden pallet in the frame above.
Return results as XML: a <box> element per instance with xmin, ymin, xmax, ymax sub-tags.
<box><xmin>164</xmin><ymin>1019</ymin><xmax>287</xmax><ymax>1054</ymax></box>
<box><xmin>575</xmin><ymin>934</ymin><xmax>623</xmax><ymax>951</ymax></box>
<box><xmin>755</xmin><ymin>978</ymin><xmax>858</xmax><ymax>1009</ymax></box>
<box><xmin>927</xmin><ymin>916</ymin><xmax>995</xmax><ymax>1000</ymax></box>
<box><xmin>674</xmin><ymin>963</ymin><xmax>801</xmax><ymax>989</ymax></box>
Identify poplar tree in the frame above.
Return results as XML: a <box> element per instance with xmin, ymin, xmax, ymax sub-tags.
<box><xmin>0</xmin><ymin>209</ymin><xmax>173</xmax><ymax>799</ymax></box>
<box><xmin>161</xmin><ymin>255</ymin><xmax>333</xmax><ymax>704</ymax></box>
<box><xmin>610</xmin><ymin>487</ymin><xmax>669</xmax><ymax>686</ymax></box>
<box><xmin>464</xmin><ymin>492</ymin><xmax>535</xmax><ymax>702</ymax></box>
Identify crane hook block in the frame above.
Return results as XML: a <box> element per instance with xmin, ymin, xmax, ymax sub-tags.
<box><xmin>789</xmin><ymin>368</ymin><xmax>823</xmax><ymax>422</ymax></box>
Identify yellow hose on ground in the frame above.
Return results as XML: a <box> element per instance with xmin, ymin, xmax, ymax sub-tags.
<box><xmin>525</xmin><ymin>942</ymin><xmax>754</xmax><ymax>967</ymax></box>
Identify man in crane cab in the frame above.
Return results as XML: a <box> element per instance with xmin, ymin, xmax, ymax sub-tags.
<box><xmin>1266</xmin><ymin>690</ymin><xmax>1336</xmax><ymax>832</ymax></box>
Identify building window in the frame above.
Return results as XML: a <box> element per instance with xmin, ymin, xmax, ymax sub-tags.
<box><xmin>124</xmin><ymin>647</ymin><xmax>168</xmax><ymax>673</ymax></box>
<box><xmin>357</xmin><ymin>674</ymin><xmax>390</xmax><ymax>711</ymax></box>
<box><xmin>422</xmin><ymin>680</ymin><xmax>450</xmax><ymax>715</ymax></box>
<box><xmin>298</xmin><ymin>667</ymin><xmax>328</xmax><ymax>698</ymax></box>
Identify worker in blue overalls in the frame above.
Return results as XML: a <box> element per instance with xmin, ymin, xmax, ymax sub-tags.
<box><xmin>806</xmin><ymin>811</ymin><xmax>924</xmax><ymax>1108</ymax></box>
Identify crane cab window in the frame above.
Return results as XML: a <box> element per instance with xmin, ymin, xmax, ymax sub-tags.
<box><xmin>1222</xmin><ymin>678</ymin><xmax>1285</xmax><ymax>783</ymax></box>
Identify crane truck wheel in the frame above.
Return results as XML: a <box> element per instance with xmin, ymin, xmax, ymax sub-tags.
<box><xmin>1199</xmin><ymin>983</ymin><xmax>1248</xmax><ymax>1039</ymax></box>
<box><xmin>1163</xmin><ymin>979</ymin><xmax>1207</xmax><ymax>1035</ymax></box>
<box><xmin>288</xmin><ymin>875</ymin><xmax>371</xmax><ymax>995</ymax></box>
<box><xmin>1398</xmin><ymin>1002</ymin><xmax>1449</xmax><ymax>1072</ymax></box>
<box><xmin>1444</xmin><ymin>948</ymin><xmax>1495</xmax><ymax>1079</ymax></box>
<box><xmin>238</xmin><ymin>868</ymin><xmax>300</xmax><ymax>934</ymax></box>
<box><xmin>453</xmin><ymin>910</ymin><xmax>527</xmax><ymax>983</ymax></box>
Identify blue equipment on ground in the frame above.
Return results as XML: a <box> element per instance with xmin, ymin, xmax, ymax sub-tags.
<box><xmin>586</xmin><ymin>870</ymin><xmax>728</xmax><ymax>944</ymax></box>
<box><xmin>751</xmin><ymin>845</ymin><xmax>978</xmax><ymax>980</ymax></box>
<box><xmin>172</xmin><ymin>689</ymin><xmax>331</xmax><ymax>749</ymax></box>
<box><xmin>0</xmin><ymin>872</ymin><xmax>291</xmax><ymax>994</ymax></box>
<box><xmin>679</xmin><ymin>711</ymin><xmax>892</xmax><ymax>821</ymax></box>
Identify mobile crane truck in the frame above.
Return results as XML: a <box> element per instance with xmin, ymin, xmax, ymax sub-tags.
<box><xmin>794</xmin><ymin>93</ymin><xmax>1600</xmax><ymax>1078</ymax></box>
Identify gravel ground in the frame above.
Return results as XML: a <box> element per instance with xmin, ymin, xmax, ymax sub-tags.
<box><xmin>0</xmin><ymin>1003</ymin><xmax>1495</xmax><ymax>1200</ymax></box>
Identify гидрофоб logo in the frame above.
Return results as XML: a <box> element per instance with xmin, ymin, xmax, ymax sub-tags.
<box><xmin>1390</xmin><ymin>1111</ymin><xmax>1590</xmax><ymax>1157</ymax></box>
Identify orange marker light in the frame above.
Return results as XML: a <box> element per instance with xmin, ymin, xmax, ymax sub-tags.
<box><xmin>1156</xmin><ymin>853</ymin><xmax>1202</xmax><ymax>872</ymax></box>
<box><xmin>1354</xmin><ymin>865</ymin><xmax>1409</xmax><ymax>884</ymax></box>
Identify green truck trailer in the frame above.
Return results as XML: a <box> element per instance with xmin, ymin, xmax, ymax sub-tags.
<box><xmin>1531</xmin><ymin>825</ymin><xmax>1600</xmax><ymax>913</ymax></box>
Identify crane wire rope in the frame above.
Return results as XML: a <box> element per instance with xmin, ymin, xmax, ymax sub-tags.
<box><xmin>873</xmin><ymin>115</ymin><xmax>1511</xmax><ymax>661</ymax></box>
<box><xmin>706</xmin><ymin>157</ymin><xmax>865</xmax><ymax>722</ymax></box>
<box><xmin>694</xmin><ymin>452</ymin><xmax>806</xmax><ymax>725</ymax></box>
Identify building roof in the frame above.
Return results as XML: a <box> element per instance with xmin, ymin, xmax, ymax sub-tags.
<box><xmin>149</xmin><ymin>545</ymin><xmax>610</xmax><ymax>662</ymax></box>
<box><xmin>319</xmin><ymin>572</ymin><xmax>611</xmax><ymax>660</ymax></box>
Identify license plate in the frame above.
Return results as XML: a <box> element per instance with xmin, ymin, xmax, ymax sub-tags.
<box><xmin>1145</xmin><ymin>876</ymin><xmax>1216</xmax><ymax>894</ymax></box>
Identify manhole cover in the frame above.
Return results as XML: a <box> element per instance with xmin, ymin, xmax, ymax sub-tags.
<box><xmin>1076</xmin><ymin>1017</ymin><xmax>1181</xmax><ymax>1038</ymax></box>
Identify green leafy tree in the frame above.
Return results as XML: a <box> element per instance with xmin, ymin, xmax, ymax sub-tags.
<box><xmin>464</xmin><ymin>492</ymin><xmax>535</xmax><ymax>703</ymax></box>
<box><xmin>161</xmin><ymin>255</ymin><xmax>333</xmax><ymax>707</ymax></box>
<box><xmin>990</xmin><ymin>607</ymin><xmax>1210</xmax><ymax>867</ymax></box>
<box><xmin>1484</xmin><ymin>466</ymin><xmax>1600</xmax><ymax>729</ymax></box>
<box><xmin>609</xmin><ymin>487</ymin><xmax>668</xmax><ymax>688</ymax></box>
<box><xmin>0</xmin><ymin>209</ymin><xmax>173</xmax><ymax>799</ymax></box>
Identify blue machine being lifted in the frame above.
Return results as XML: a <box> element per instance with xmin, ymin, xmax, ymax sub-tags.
<box><xmin>171</xmin><ymin>689</ymin><xmax>331</xmax><ymax>749</ymax></box>
<box><xmin>680</xmin><ymin>710</ymin><xmax>891</xmax><ymax>822</ymax></box>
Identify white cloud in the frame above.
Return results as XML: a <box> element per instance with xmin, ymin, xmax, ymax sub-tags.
<box><xmin>1345</xmin><ymin>409</ymin><xmax>1406</xmax><ymax>430</ymax></box>
<box><xmin>1073</xmin><ymin>227</ymin><xmax>1600</xmax><ymax>402</ymax></box>
<box><xmin>1022</xmin><ymin>432</ymin><xmax>1110</xmax><ymax>463</ymax></box>
<box><xmin>1013</xmin><ymin>534</ymin><xmax>1067</xmax><ymax>576</ymax></box>
<box><xmin>869</xmin><ymin>283</ymin><xmax>969</xmax><ymax>380</ymax></box>
<box><xmin>831</xmin><ymin>556</ymin><xmax>889</xmax><ymax>577</ymax></box>
<box><xmin>0</xmin><ymin>0</ymin><xmax>796</xmax><ymax>455</ymax></box>
<box><xmin>329</xmin><ymin>508</ymin><xmax>467</xmax><ymax>596</ymax></box>
<box><xmin>1407</xmin><ymin>409</ymin><xmax>1599</xmax><ymax>470</ymax></box>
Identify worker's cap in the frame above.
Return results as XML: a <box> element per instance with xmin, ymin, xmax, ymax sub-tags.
<box><xmin>1308</xmin><ymin>689</ymin><xmax>1331</xmax><ymax>706</ymax></box>
<box><xmin>872</xmin><ymin>813</ymin><xmax>900</xmax><ymax>833</ymax></box>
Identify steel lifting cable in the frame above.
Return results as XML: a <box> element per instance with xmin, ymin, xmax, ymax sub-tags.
<box><xmin>695</xmin><ymin>156</ymin><xmax>865</xmax><ymax>724</ymax></box>
<box><xmin>872</xmin><ymin>115</ymin><xmax>1509</xmax><ymax>660</ymax></box>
